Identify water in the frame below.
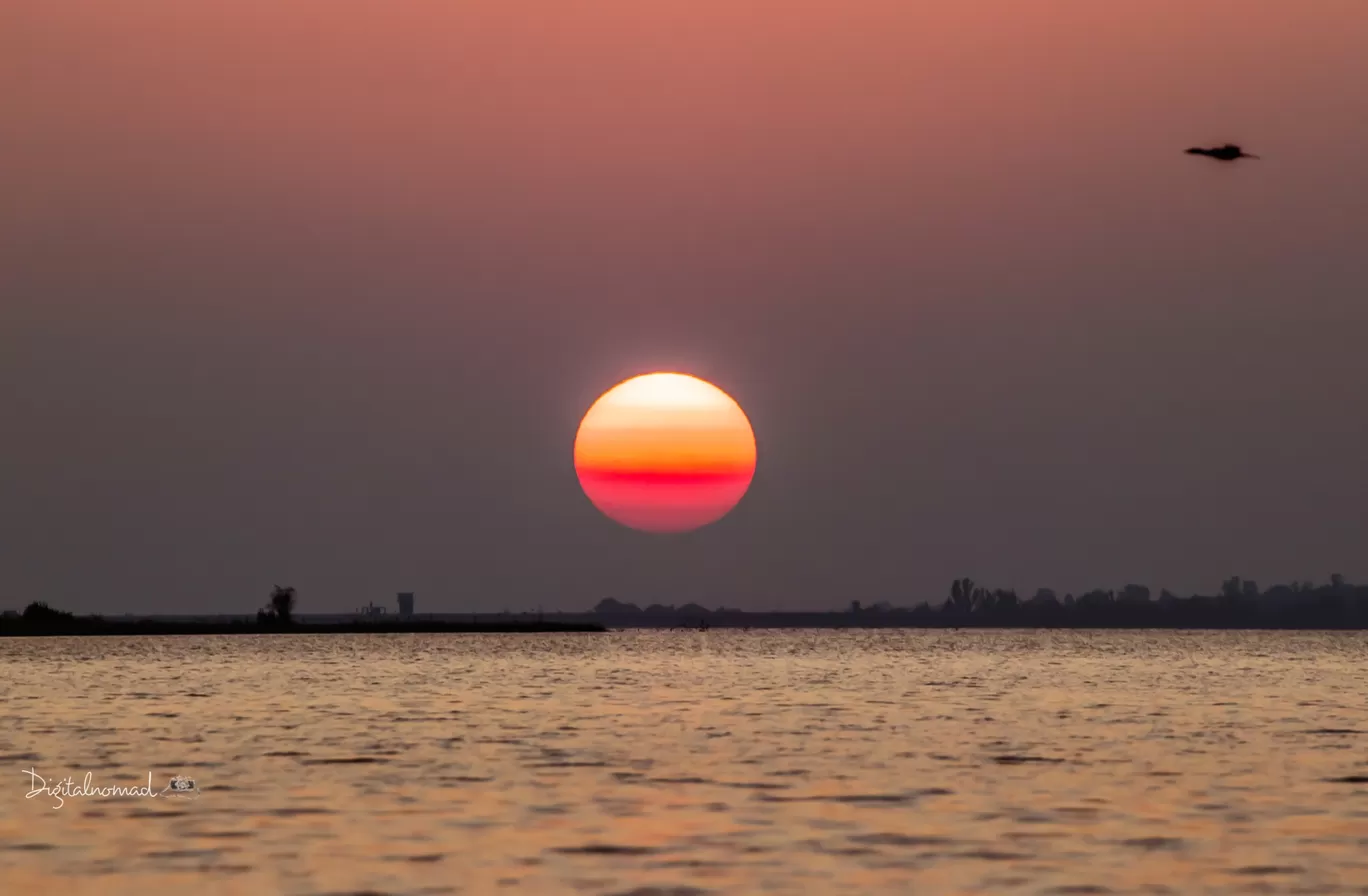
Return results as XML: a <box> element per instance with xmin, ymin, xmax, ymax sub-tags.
<box><xmin>2</xmin><ymin>630</ymin><xmax>1366</xmax><ymax>895</ymax></box>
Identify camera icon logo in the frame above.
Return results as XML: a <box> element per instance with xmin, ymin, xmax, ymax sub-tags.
<box><xmin>159</xmin><ymin>775</ymin><xmax>200</xmax><ymax>799</ymax></box>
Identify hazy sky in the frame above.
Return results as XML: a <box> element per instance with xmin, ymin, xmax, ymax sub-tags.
<box><xmin>3</xmin><ymin>1</ymin><xmax>1366</xmax><ymax>614</ymax></box>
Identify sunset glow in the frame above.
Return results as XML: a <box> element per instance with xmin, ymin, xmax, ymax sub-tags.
<box><xmin>574</xmin><ymin>373</ymin><xmax>757</xmax><ymax>533</ymax></box>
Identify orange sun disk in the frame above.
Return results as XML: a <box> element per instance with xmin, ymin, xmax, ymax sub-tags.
<box><xmin>574</xmin><ymin>373</ymin><xmax>757</xmax><ymax>533</ymax></box>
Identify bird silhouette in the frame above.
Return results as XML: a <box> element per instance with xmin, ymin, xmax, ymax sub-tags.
<box><xmin>1185</xmin><ymin>143</ymin><xmax>1259</xmax><ymax>161</ymax></box>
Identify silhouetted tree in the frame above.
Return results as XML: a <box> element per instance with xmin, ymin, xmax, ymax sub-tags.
<box><xmin>1078</xmin><ymin>589</ymin><xmax>1112</xmax><ymax>610</ymax></box>
<box><xmin>267</xmin><ymin>585</ymin><xmax>297</xmax><ymax>623</ymax></box>
<box><xmin>948</xmin><ymin>579</ymin><xmax>975</xmax><ymax>614</ymax></box>
<box><xmin>593</xmin><ymin>598</ymin><xmax>642</xmax><ymax>615</ymax></box>
<box><xmin>22</xmin><ymin>601</ymin><xmax>74</xmax><ymax>621</ymax></box>
<box><xmin>1120</xmin><ymin>585</ymin><xmax>1151</xmax><ymax>604</ymax></box>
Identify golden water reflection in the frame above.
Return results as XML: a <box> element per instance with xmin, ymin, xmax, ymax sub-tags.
<box><xmin>2</xmin><ymin>630</ymin><xmax>1366</xmax><ymax>894</ymax></box>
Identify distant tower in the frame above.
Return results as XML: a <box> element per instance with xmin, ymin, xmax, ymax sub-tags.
<box><xmin>397</xmin><ymin>592</ymin><xmax>415</xmax><ymax>618</ymax></box>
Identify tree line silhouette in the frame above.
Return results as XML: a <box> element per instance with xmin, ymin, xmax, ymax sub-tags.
<box><xmin>1</xmin><ymin>586</ymin><xmax>604</xmax><ymax>635</ymax></box>
<box><xmin>8</xmin><ymin>577</ymin><xmax>1366</xmax><ymax>634</ymax></box>
<box><xmin>591</xmin><ymin>574</ymin><xmax>1368</xmax><ymax>629</ymax></box>
<box><xmin>1</xmin><ymin>586</ymin><xmax>302</xmax><ymax>634</ymax></box>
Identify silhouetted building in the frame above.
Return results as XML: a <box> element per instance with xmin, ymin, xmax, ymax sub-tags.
<box><xmin>397</xmin><ymin>592</ymin><xmax>414</xmax><ymax>618</ymax></box>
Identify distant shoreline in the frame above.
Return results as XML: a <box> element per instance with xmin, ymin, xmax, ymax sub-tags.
<box><xmin>0</xmin><ymin>619</ymin><xmax>606</xmax><ymax>637</ymax></box>
<box><xmin>603</xmin><ymin>619</ymin><xmax>1368</xmax><ymax>631</ymax></box>
<box><xmin>4</xmin><ymin>618</ymin><xmax>1366</xmax><ymax>636</ymax></box>
<box><xmin>588</xmin><ymin>580</ymin><xmax>1368</xmax><ymax>630</ymax></box>
<box><xmin>6</xmin><ymin>577</ymin><xmax>1368</xmax><ymax>636</ymax></box>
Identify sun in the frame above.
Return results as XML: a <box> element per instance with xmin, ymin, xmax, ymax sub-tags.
<box><xmin>574</xmin><ymin>372</ymin><xmax>757</xmax><ymax>533</ymax></box>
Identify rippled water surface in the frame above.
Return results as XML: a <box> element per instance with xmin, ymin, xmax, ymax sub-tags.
<box><xmin>2</xmin><ymin>631</ymin><xmax>1367</xmax><ymax>895</ymax></box>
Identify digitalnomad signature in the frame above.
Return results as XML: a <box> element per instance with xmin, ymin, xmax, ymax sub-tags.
<box><xmin>23</xmin><ymin>770</ymin><xmax>199</xmax><ymax>809</ymax></box>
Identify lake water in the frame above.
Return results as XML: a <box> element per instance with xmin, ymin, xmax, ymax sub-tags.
<box><xmin>2</xmin><ymin>631</ymin><xmax>1366</xmax><ymax>895</ymax></box>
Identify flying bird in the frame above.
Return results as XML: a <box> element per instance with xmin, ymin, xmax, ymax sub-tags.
<box><xmin>1185</xmin><ymin>143</ymin><xmax>1259</xmax><ymax>161</ymax></box>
